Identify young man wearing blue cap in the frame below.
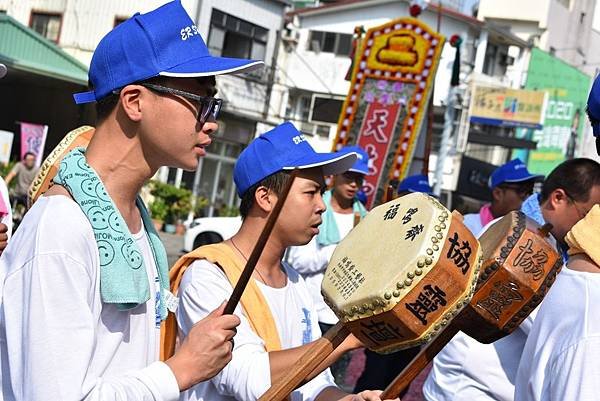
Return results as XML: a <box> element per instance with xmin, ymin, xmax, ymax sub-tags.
<box><xmin>424</xmin><ymin>158</ymin><xmax>600</xmax><ymax>401</ymax></box>
<box><xmin>174</xmin><ymin>126</ymin><xmax>389</xmax><ymax>401</ymax></box>
<box><xmin>396</xmin><ymin>174</ymin><xmax>433</xmax><ymax>197</ymax></box>
<box><xmin>286</xmin><ymin>145</ymin><xmax>368</xmax><ymax>384</ymax></box>
<box><xmin>462</xmin><ymin>159</ymin><xmax>542</xmax><ymax>238</ymax></box>
<box><xmin>0</xmin><ymin>1</ymin><xmax>263</xmax><ymax>399</ymax></box>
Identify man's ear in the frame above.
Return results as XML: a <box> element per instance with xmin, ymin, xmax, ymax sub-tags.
<box><xmin>119</xmin><ymin>85</ymin><xmax>143</xmax><ymax>122</ymax></box>
<box><xmin>254</xmin><ymin>186</ymin><xmax>276</xmax><ymax>214</ymax></box>
<box><xmin>548</xmin><ymin>188</ymin><xmax>569</xmax><ymax>210</ymax></box>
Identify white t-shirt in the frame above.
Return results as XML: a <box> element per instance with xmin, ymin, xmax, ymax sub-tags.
<box><xmin>0</xmin><ymin>196</ymin><xmax>178</xmax><ymax>401</ymax></box>
<box><xmin>286</xmin><ymin>211</ymin><xmax>356</xmax><ymax>324</ymax></box>
<box><xmin>462</xmin><ymin>212</ymin><xmax>484</xmax><ymax>238</ymax></box>
<box><xmin>177</xmin><ymin>258</ymin><xmax>336</xmax><ymax>401</ymax></box>
<box><xmin>515</xmin><ymin>267</ymin><xmax>600</xmax><ymax>401</ymax></box>
<box><xmin>423</xmin><ymin>215</ymin><xmax>533</xmax><ymax>401</ymax></box>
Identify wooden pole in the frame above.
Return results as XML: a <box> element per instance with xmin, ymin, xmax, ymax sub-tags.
<box><xmin>224</xmin><ymin>169</ymin><xmax>299</xmax><ymax>315</ymax></box>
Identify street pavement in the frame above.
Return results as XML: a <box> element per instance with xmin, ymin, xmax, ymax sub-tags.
<box><xmin>158</xmin><ymin>231</ymin><xmax>186</xmax><ymax>267</ymax></box>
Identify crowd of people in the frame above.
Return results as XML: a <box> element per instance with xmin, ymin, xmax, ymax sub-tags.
<box><xmin>0</xmin><ymin>1</ymin><xmax>599</xmax><ymax>401</ymax></box>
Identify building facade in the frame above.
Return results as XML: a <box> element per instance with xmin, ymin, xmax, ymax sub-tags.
<box><xmin>0</xmin><ymin>0</ymin><xmax>288</xmax><ymax>217</ymax></box>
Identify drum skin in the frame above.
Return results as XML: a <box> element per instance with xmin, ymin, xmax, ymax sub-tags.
<box><xmin>28</xmin><ymin>126</ymin><xmax>94</xmax><ymax>206</ymax></box>
<box><xmin>322</xmin><ymin>193</ymin><xmax>482</xmax><ymax>353</ymax></box>
<box><xmin>459</xmin><ymin>211</ymin><xmax>562</xmax><ymax>343</ymax></box>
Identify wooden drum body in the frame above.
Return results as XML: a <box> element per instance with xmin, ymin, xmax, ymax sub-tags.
<box><xmin>28</xmin><ymin>125</ymin><xmax>94</xmax><ymax>206</ymax></box>
<box><xmin>459</xmin><ymin>211</ymin><xmax>562</xmax><ymax>343</ymax></box>
<box><xmin>322</xmin><ymin>192</ymin><xmax>482</xmax><ymax>353</ymax></box>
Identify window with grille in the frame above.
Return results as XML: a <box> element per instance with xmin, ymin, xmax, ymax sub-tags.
<box><xmin>208</xmin><ymin>9</ymin><xmax>268</xmax><ymax>62</ymax></box>
<box><xmin>30</xmin><ymin>12</ymin><xmax>62</xmax><ymax>43</ymax></box>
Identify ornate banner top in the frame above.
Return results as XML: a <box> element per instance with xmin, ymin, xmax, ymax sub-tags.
<box><xmin>333</xmin><ymin>18</ymin><xmax>445</xmax><ymax>208</ymax></box>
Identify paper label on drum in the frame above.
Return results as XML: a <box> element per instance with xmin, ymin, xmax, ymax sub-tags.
<box><xmin>326</xmin><ymin>256</ymin><xmax>366</xmax><ymax>300</ymax></box>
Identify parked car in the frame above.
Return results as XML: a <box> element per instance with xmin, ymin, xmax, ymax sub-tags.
<box><xmin>183</xmin><ymin>216</ymin><xmax>243</xmax><ymax>252</ymax></box>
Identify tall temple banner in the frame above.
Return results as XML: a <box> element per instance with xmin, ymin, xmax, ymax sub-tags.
<box><xmin>332</xmin><ymin>18</ymin><xmax>444</xmax><ymax>208</ymax></box>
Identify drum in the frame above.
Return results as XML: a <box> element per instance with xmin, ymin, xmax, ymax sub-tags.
<box><xmin>380</xmin><ymin>210</ymin><xmax>563</xmax><ymax>398</ymax></box>
<box><xmin>460</xmin><ymin>210</ymin><xmax>562</xmax><ymax>343</ymax></box>
<box><xmin>260</xmin><ymin>192</ymin><xmax>482</xmax><ymax>401</ymax></box>
<box><xmin>27</xmin><ymin>125</ymin><xmax>94</xmax><ymax>206</ymax></box>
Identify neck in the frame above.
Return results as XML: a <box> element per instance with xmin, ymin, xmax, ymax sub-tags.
<box><xmin>84</xmin><ymin>121</ymin><xmax>155</xmax><ymax>232</ymax></box>
<box><xmin>489</xmin><ymin>202</ymin><xmax>504</xmax><ymax>219</ymax></box>
<box><xmin>568</xmin><ymin>253</ymin><xmax>600</xmax><ymax>273</ymax></box>
<box><xmin>229</xmin><ymin>218</ymin><xmax>287</xmax><ymax>287</ymax></box>
<box><xmin>331</xmin><ymin>189</ymin><xmax>354</xmax><ymax>213</ymax></box>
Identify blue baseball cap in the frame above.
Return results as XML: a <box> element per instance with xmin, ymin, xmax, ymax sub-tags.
<box><xmin>339</xmin><ymin>145</ymin><xmax>369</xmax><ymax>175</ymax></box>
<box><xmin>234</xmin><ymin>122</ymin><xmax>358</xmax><ymax>197</ymax></box>
<box><xmin>73</xmin><ymin>1</ymin><xmax>263</xmax><ymax>104</ymax></box>
<box><xmin>398</xmin><ymin>174</ymin><xmax>433</xmax><ymax>195</ymax></box>
<box><xmin>488</xmin><ymin>158</ymin><xmax>543</xmax><ymax>189</ymax></box>
<box><xmin>588</xmin><ymin>74</ymin><xmax>600</xmax><ymax>136</ymax></box>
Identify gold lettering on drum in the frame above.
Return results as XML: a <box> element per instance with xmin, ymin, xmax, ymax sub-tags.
<box><xmin>476</xmin><ymin>281</ymin><xmax>524</xmax><ymax>320</ymax></box>
<box><xmin>513</xmin><ymin>238</ymin><xmax>547</xmax><ymax>280</ymax></box>
<box><xmin>326</xmin><ymin>256</ymin><xmax>366</xmax><ymax>300</ymax></box>
<box><xmin>405</xmin><ymin>284</ymin><xmax>447</xmax><ymax>325</ymax></box>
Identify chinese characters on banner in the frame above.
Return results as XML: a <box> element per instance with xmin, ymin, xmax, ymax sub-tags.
<box><xmin>332</xmin><ymin>18</ymin><xmax>445</xmax><ymax>208</ymax></box>
<box><xmin>469</xmin><ymin>85</ymin><xmax>547</xmax><ymax>129</ymax></box>
<box><xmin>20</xmin><ymin>122</ymin><xmax>48</xmax><ymax>168</ymax></box>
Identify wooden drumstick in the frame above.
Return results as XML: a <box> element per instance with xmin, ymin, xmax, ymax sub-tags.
<box><xmin>259</xmin><ymin>323</ymin><xmax>351</xmax><ymax>401</ymax></box>
<box><xmin>380</xmin><ymin>323</ymin><xmax>460</xmax><ymax>398</ymax></box>
<box><xmin>224</xmin><ymin>169</ymin><xmax>298</xmax><ymax>315</ymax></box>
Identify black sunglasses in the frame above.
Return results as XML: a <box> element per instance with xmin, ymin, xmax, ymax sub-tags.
<box><xmin>128</xmin><ymin>83</ymin><xmax>222</xmax><ymax>124</ymax></box>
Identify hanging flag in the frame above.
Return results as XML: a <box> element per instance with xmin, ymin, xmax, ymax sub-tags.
<box><xmin>20</xmin><ymin>122</ymin><xmax>48</xmax><ymax>167</ymax></box>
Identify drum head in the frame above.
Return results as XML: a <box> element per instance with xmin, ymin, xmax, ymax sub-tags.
<box><xmin>322</xmin><ymin>193</ymin><xmax>482</xmax><ymax>352</ymax></box>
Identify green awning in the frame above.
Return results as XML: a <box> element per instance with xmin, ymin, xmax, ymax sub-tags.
<box><xmin>0</xmin><ymin>14</ymin><xmax>88</xmax><ymax>85</ymax></box>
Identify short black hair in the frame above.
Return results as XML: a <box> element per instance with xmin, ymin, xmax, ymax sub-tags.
<box><xmin>239</xmin><ymin>171</ymin><xmax>292</xmax><ymax>219</ymax></box>
<box><xmin>23</xmin><ymin>151</ymin><xmax>36</xmax><ymax>159</ymax></box>
<box><xmin>93</xmin><ymin>76</ymin><xmax>218</xmax><ymax>123</ymax></box>
<box><xmin>540</xmin><ymin>158</ymin><xmax>600</xmax><ymax>203</ymax></box>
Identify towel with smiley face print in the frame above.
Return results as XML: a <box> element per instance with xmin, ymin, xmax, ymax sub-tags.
<box><xmin>54</xmin><ymin>147</ymin><xmax>169</xmax><ymax>317</ymax></box>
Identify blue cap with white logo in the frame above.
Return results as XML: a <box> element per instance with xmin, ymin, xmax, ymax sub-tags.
<box><xmin>339</xmin><ymin>145</ymin><xmax>369</xmax><ymax>175</ymax></box>
<box><xmin>488</xmin><ymin>158</ymin><xmax>543</xmax><ymax>189</ymax></box>
<box><xmin>234</xmin><ymin>122</ymin><xmax>357</xmax><ymax>197</ymax></box>
<box><xmin>73</xmin><ymin>0</ymin><xmax>263</xmax><ymax>104</ymax></box>
<box><xmin>398</xmin><ymin>174</ymin><xmax>433</xmax><ymax>195</ymax></box>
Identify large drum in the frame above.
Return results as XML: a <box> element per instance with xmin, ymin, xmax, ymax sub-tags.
<box><xmin>28</xmin><ymin>125</ymin><xmax>94</xmax><ymax>206</ymax></box>
<box><xmin>380</xmin><ymin>210</ymin><xmax>563</xmax><ymax>398</ymax></box>
<box><xmin>260</xmin><ymin>192</ymin><xmax>482</xmax><ymax>401</ymax></box>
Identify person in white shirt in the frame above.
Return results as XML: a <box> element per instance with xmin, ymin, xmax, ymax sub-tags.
<box><xmin>286</xmin><ymin>146</ymin><xmax>368</xmax><ymax>330</ymax></box>
<box><xmin>176</xmin><ymin>123</ymin><xmax>392</xmax><ymax>401</ymax></box>
<box><xmin>423</xmin><ymin>157</ymin><xmax>600</xmax><ymax>401</ymax></box>
<box><xmin>515</xmin><ymin>205</ymin><xmax>600</xmax><ymax>401</ymax></box>
<box><xmin>0</xmin><ymin>1</ymin><xmax>265</xmax><ymax>399</ymax></box>
<box><xmin>462</xmin><ymin>159</ymin><xmax>542</xmax><ymax>238</ymax></box>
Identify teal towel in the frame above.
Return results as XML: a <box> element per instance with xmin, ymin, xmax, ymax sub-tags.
<box><xmin>54</xmin><ymin>147</ymin><xmax>170</xmax><ymax>318</ymax></box>
<box><xmin>317</xmin><ymin>189</ymin><xmax>367</xmax><ymax>246</ymax></box>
